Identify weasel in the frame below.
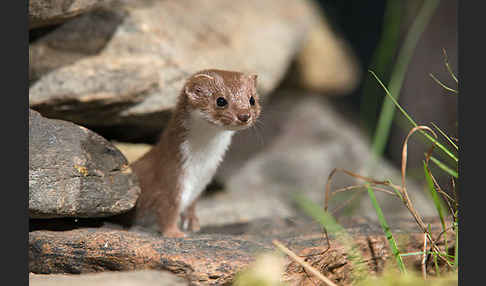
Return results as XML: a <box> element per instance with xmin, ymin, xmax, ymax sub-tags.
<box><xmin>130</xmin><ymin>69</ymin><xmax>261</xmax><ymax>237</ymax></box>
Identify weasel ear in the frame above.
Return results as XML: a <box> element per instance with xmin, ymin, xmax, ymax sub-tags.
<box><xmin>185</xmin><ymin>85</ymin><xmax>198</xmax><ymax>101</ymax></box>
<box><xmin>185</xmin><ymin>73</ymin><xmax>214</xmax><ymax>100</ymax></box>
<box><xmin>185</xmin><ymin>78</ymin><xmax>211</xmax><ymax>101</ymax></box>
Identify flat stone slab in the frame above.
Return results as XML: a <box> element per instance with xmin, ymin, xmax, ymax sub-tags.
<box><xmin>29</xmin><ymin>109</ymin><xmax>140</xmax><ymax>218</ymax></box>
<box><xmin>29</xmin><ymin>217</ymin><xmax>451</xmax><ymax>285</ymax></box>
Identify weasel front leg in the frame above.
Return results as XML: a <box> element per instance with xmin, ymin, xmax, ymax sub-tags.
<box><xmin>180</xmin><ymin>200</ymin><xmax>200</xmax><ymax>233</ymax></box>
<box><xmin>156</xmin><ymin>194</ymin><xmax>186</xmax><ymax>238</ymax></box>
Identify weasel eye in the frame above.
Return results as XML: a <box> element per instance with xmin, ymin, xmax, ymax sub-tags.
<box><xmin>216</xmin><ymin>97</ymin><xmax>228</xmax><ymax>107</ymax></box>
<box><xmin>249</xmin><ymin>96</ymin><xmax>255</xmax><ymax>106</ymax></box>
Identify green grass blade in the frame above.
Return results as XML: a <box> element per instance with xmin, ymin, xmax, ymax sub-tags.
<box><xmin>360</xmin><ymin>0</ymin><xmax>403</xmax><ymax>135</ymax></box>
<box><xmin>423</xmin><ymin>161</ymin><xmax>446</xmax><ymax>230</ymax></box>
<box><xmin>428</xmin><ymin>224</ymin><xmax>442</xmax><ymax>276</ymax></box>
<box><xmin>399</xmin><ymin>251</ymin><xmax>426</xmax><ymax>257</ymax></box>
<box><xmin>370</xmin><ymin>0</ymin><xmax>440</xmax><ymax>158</ymax></box>
<box><xmin>369</xmin><ymin>70</ymin><xmax>417</xmax><ymax>127</ymax></box>
<box><xmin>293</xmin><ymin>194</ymin><xmax>346</xmax><ymax>234</ymax></box>
<box><xmin>366</xmin><ymin>184</ymin><xmax>406</xmax><ymax>273</ymax></box>
<box><xmin>429</xmin><ymin>155</ymin><xmax>459</xmax><ymax>178</ymax></box>
<box><xmin>431</xmin><ymin>122</ymin><xmax>458</xmax><ymax>150</ymax></box>
<box><xmin>370</xmin><ymin>70</ymin><xmax>459</xmax><ymax>163</ymax></box>
<box><xmin>434</xmin><ymin>253</ymin><xmax>441</xmax><ymax>276</ymax></box>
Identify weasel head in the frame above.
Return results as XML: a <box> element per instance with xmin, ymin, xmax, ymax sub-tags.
<box><xmin>182</xmin><ymin>69</ymin><xmax>261</xmax><ymax>131</ymax></box>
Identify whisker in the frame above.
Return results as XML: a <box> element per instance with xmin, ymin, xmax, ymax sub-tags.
<box><xmin>251</xmin><ymin>120</ymin><xmax>265</xmax><ymax>147</ymax></box>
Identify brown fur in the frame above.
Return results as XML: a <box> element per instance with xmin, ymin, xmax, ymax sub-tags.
<box><xmin>130</xmin><ymin>69</ymin><xmax>261</xmax><ymax>237</ymax></box>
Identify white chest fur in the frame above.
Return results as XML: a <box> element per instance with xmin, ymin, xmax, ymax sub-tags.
<box><xmin>179</xmin><ymin>111</ymin><xmax>234</xmax><ymax>212</ymax></box>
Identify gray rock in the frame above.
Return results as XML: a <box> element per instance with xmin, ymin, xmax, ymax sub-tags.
<box><xmin>29</xmin><ymin>109</ymin><xmax>140</xmax><ymax>218</ymax></box>
<box><xmin>29</xmin><ymin>0</ymin><xmax>320</xmax><ymax>128</ymax></box>
<box><xmin>29</xmin><ymin>0</ymin><xmax>112</xmax><ymax>29</ymax></box>
<box><xmin>29</xmin><ymin>270</ymin><xmax>187</xmax><ymax>286</ymax></box>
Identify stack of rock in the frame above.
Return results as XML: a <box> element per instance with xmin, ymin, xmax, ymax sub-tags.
<box><xmin>29</xmin><ymin>0</ymin><xmax>438</xmax><ymax>285</ymax></box>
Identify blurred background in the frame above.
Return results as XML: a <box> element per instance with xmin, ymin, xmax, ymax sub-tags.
<box><xmin>315</xmin><ymin>0</ymin><xmax>457</xmax><ymax>192</ymax></box>
<box><xmin>29</xmin><ymin>0</ymin><xmax>458</xmax><ymax>226</ymax></box>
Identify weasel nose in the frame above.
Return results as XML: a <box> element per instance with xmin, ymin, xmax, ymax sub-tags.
<box><xmin>237</xmin><ymin>113</ymin><xmax>251</xmax><ymax>123</ymax></box>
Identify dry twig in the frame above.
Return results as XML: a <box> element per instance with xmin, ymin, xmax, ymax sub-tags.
<box><xmin>273</xmin><ymin>240</ymin><xmax>338</xmax><ymax>286</ymax></box>
<box><xmin>421</xmin><ymin>233</ymin><xmax>428</xmax><ymax>280</ymax></box>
